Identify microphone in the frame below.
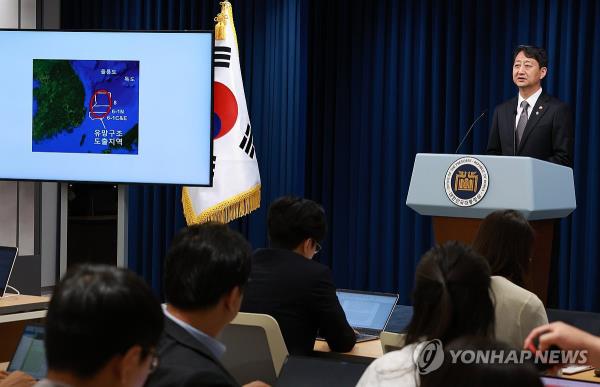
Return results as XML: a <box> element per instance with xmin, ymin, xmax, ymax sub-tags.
<box><xmin>454</xmin><ymin>110</ymin><xmax>488</xmax><ymax>154</ymax></box>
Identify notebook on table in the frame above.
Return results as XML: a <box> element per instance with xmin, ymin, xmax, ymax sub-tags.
<box><xmin>318</xmin><ymin>289</ymin><xmax>398</xmax><ymax>343</ymax></box>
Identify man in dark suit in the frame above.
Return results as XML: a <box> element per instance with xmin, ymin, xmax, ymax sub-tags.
<box><xmin>146</xmin><ymin>223</ymin><xmax>267</xmax><ymax>387</ymax></box>
<box><xmin>240</xmin><ymin>197</ymin><xmax>356</xmax><ymax>355</ymax></box>
<box><xmin>40</xmin><ymin>265</ymin><xmax>164</xmax><ymax>387</ymax></box>
<box><xmin>487</xmin><ymin>45</ymin><xmax>573</xmax><ymax>167</ymax></box>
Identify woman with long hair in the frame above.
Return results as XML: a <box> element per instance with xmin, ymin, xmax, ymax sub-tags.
<box><xmin>356</xmin><ymin>242</ymin><xmax>495</xmax><ymax>387</ymax></box>
<box><xmin>472</xmin><ymin>209</ymin><xmax>548</xmax><ymax>349</ymax></box>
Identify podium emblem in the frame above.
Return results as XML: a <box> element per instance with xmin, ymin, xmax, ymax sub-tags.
<box><xmin>445</xmin><ymin>157</ymin><xmax>489</xmax><ymax>207</ymax></box>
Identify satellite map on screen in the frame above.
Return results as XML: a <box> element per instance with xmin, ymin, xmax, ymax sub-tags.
<box><xmin>32</xmin><ymin>59</ymin><xmax>139</xmax><ymax>154</ymax></box>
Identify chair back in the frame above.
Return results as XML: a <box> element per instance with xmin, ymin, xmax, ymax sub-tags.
<box><xmin>220</xmin><ymin>312</ymin><xmax>288</xmax><ymax>385</ymax></box>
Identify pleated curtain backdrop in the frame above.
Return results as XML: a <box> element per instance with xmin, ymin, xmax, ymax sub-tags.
<box><xmin>60</xmin><ymin>0</ymin><xmax>600</xmax><ymax>310</ymax></box>
<box><xmin>61</xmin><ymin>0</ymin><xmax>308</xmax><ymax>296</ymax></box>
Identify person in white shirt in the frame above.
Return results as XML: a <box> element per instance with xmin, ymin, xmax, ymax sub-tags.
<box><xmin>472</xmin><ymin>209</ymin><xmax>548</xmax><ymax>349</ymax></box>
<box><xmin>356</xmin><ymin>242</ymin><xmax>495</xmax><ymax>387</ymax></box>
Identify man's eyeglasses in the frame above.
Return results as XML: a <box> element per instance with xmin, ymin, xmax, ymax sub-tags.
<box><xmin>314</xmin><ymin>241</ymin><xmax>322</xmax><ymax>254</ymax></box>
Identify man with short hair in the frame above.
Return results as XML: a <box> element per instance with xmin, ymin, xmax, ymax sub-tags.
<box><xmin>36</xmin><ymin>265</ymin><xmax>164</xmax><ymax>387</ymax></box>
<box><xmin>146</xmin><ymin>223</ymin><xmax>266</xmax><ymax>387</ymax></box>
<box><xmin>240</xmin><ymin>196</ymin><xmax>356</xmax><ymax>355</ymax></box>
<box><xmin>487</xmin><ymin>45</ymin><xmax>573</xmax><ymax>166</ymax></box>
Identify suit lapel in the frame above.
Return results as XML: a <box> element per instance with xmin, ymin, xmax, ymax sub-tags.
<box><xmin>518</xmin><ymin>93</ymin><xmax>551</xmax><ymax>153</ymax></box>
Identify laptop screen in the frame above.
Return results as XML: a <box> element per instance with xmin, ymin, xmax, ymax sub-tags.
<box><xmin>0</xmin><ymin>246</ymin><xmax>18</xmax><ymax>297</ymax></box>
<box><xmin>7</xmin><ymin>324</ymin><xmax>47</xmax><ymax>380</ymax></box>
<box><xmin>336</xmin><ymin>290</ymin><xmax>398</xmax><ymax>330</ymax></box>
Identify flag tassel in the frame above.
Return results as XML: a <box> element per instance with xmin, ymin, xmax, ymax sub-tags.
<box><xmin>183</xmin><ymin>184</ymin><xmax>261</xmax><ymax>224</ymax></box>
<box><xmin>214</xmin><ymin>12</ymin><xmax>226</xmax><ymax>40</ymax></box>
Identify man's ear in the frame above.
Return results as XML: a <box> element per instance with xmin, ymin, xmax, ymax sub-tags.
<box><xmin>117</xmin><ymin>345</ymin><xmax>144</xmax><ymax>385</ymax></box>
<box><xmin>540</xmin><ymin>67</ymin><xmax>547</xmax><ymax>79</ymax></box>
<box><xmin>300</xmin><ymin>239</ymin><xmax>312</xmax><ymax>256</ymax></box>
<box><xmin>293</xmin><ymin>238</ymin><xmax>313</xmax><ymax>259</ymax></box>
<box><xmin>223</xmin><ymin>285</ymin><xmax>242</xmax><ymax>314</ymax></box>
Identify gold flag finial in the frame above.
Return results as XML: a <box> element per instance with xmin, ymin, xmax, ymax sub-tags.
<box><xmin>217</xmin><ymin>1</ymin><xmax>238</xmax><ymax>47</ymax></box>
<box><xmin>220</xmin><ymin>1</ymin><xmax>233</xmax><ymax>13</ymax></box>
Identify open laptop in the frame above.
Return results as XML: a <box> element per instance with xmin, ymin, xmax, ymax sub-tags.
<box><xmin>275</xmin><ymin>355</ymin><xmax>370</xmax><ymax>387</ymax></box>
<box><xmin>333</xmin><ymin>289</ymin><xmax>398</xmax><ymax>343</ymax></box>
<box><xmin>7</xmin><ymin>324</ymin><xmax>47</xmax><ymax>380</ymax></box>
<box><xmin>0</xmin><ymin>246</ymin><xmax>18</xmax><ymax>298</ymax></box>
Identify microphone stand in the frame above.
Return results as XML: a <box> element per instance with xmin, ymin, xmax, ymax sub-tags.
<box><xmin>455</xmin><ymin>110</ymin><xmax>488</xmax><ymax>154</ymax></box>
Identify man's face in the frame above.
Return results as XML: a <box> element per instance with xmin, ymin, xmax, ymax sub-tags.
<box><xmin>512</xmin><ymin>51</ymin><xmax>547</xmax><ymax>89</ymax></box>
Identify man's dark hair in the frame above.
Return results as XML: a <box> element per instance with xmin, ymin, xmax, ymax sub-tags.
<box><xmin>45</xmin><ymin>265</ymin><xmax>163</xmax><ymax>379</ymax></box>
<box><xmin>513</xmin><ymin>45</ymin><xmax>548</xmax><ymax>68</ymax></box>
<box><xmin>267</xmin><ymin>196</ymin><xmax>327</xmax><ymax>250</ymax></box>
<box><xmin>472</xmin><ymin>210</ymin><xmax>534</xmax><ymax>288</ymax></box>
<box><xmin>164</xmin><ymin>222</ymin><xmax>252</xmax><ymax>310</ymax></box>
<box><xmin>405</xmin><ymin>242</ymin><xmax>495</xmax><ymax>345</ymax></box>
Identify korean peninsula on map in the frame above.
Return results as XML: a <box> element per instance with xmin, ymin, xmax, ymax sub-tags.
<box><xmin>32</xmin><ymin>59</ymin><xmax>139</xmax><ymax>154</ymax></box>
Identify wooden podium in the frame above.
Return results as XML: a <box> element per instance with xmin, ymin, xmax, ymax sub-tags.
<box><xmin>407</xmin><ymin>154</ymin><xmax>576</xmax><ymax>304</ymax></box>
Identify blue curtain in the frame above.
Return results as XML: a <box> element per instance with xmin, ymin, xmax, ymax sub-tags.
<box><xmin>61</xmin><ymin>0</ymin><xmax>600</xmax><ymax>310</ymax></box>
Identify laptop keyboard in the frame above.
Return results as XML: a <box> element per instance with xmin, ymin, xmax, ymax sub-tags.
<box><xmin>357</xmin><ymin>328</ymin><xmax>380</xmax><ymax>336</ymax></box>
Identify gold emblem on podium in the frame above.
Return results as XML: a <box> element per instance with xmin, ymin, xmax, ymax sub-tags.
<box><xmin>445</xmin><ymin>157</ymin><xmax>489</xmax><ymax>207</ymax></box>
<box><xmin>454</xmin><ymin>171</ymin><xmax>479</xmax><ymax>193</ymax></box>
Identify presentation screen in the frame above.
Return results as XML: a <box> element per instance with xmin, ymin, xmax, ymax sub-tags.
<box><xmin>0</xmin><ymin>30</ymin><xmax>213</xmax><ymax>185</ymax></box>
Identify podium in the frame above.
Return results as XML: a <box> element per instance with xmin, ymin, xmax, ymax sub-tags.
<box><xmin>406</xmin><ymin>153</ymin><xmax>576</xmax><ymax>303</ymax></box>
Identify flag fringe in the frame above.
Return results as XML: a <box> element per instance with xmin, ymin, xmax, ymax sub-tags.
<box><xmin>182</xmin><ymin>184</ymin><xmax>261</xmax><ymax>225</ymax></box>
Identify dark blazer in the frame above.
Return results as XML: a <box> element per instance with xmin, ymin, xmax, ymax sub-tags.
<box><xmin>145</xmin><ymin>317</ymin><xmax>239</xmax><ymax>387</ymax></box>
<box><xmin>240</xmin><ymin>248</ymin><xmax>356</xmax><ymax>356</ymax></box>
<box><xmin>486</xmin><ymin>92</ymin><xmax>573</xmax><ymax>167</ymax></box>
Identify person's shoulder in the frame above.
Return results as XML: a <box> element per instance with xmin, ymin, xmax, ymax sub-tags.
<box><xmin>496</xmin><ymin>96</ymin><xmax>518</xmax><ymax>110</ymax></box>
<box><xmin>253</xmin><ymin>248</ymin><xmax>305</xmax><ymax>263</ymax></box>
<box><xmin>158</xmin><ymin>324</ymin><xmax>221</xmax><ymax>368</ymax></box>
<box><xmin>372</xmin><ymin>343</ymin><xmax>419</xmax><ymax>370</ymax></box>
<box><xmin>542</xmin><ymin>93</ymin><xmax>570</xmax><ymax>110</ymax></box>
<box><xmin>491</xmin><ymin>276</ymin><xmax>541</xmax><ymax>304</ymax></box>
<box><xmin>491</xmin><ymin>275</ymin><xmax>523</xmax><ymax>292</ymax></box>
<box><xmin>358</xmin><ymin>344</ymin><xmax>419</xmax><ymax>386</ymax></box>
<box><xmin>302</xmin><ymin>258</ymin><xmax>335</xmax><ymax>282</ymax></box>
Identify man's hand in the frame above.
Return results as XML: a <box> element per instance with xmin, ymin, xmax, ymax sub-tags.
<box><xmin>525</xmin><ymin>322</ymin><xmax>594</xmax><ymax>352</ymax></box>
<box><xmin>524</xmin><ymin>321</ymin><xmax>600</xmax><ymax>367</ymax></box>
<box><xmin>0</xmin><ymin>371</ymin><xmax>35</xmax><ymax>387</ymax></box>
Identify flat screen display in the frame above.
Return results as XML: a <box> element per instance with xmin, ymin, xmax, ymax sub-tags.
<box><xmin>0</xmin><ymin>30</ymin><xmax>213</xmax><ymax>185</ymax></box>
